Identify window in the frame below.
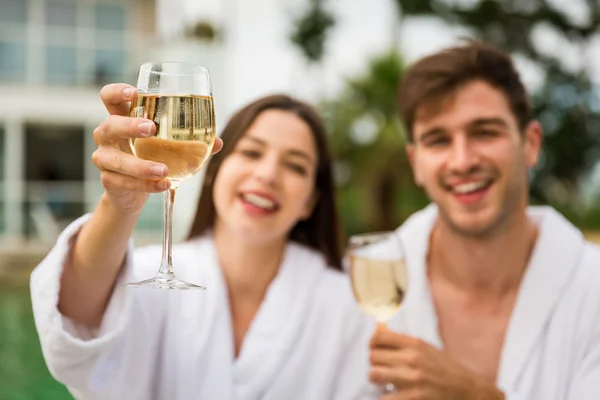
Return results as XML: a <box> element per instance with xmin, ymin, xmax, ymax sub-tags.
<box><xmin>45</xmin><ymin>0</ymin><xmax>77</xmax><ymax>27</ymax></box>
<box><xmin>94</xmin><ymin>49</ymin><xmax>126</xmax><ymax>85</ymax></box>
<box><xmin>95</xmin><ymin>4</ymin><xmax>125</xmax><ymax>31</ymax></box>
<box><xmin>0</xmin><ymin>0</ymin><xmax>134</xmax><ymax>86</ymax></box>
<box><xmin>0</xmin><ymin>0</ymin><xmax>28</xmax><ymax>24</ymax></box>
<box><xmin>0</xmin><ymin>42</ymin><xmax>26</xmax><ymax>82</ymax></box>
<box><xmin>46</xmin><ymin>46</ymin><xmax>77</xmax><ymax>84</ymax></box>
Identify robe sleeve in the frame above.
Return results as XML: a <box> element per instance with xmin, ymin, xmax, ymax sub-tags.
<box><xmin>500</xmin><ymin>325</ymin><xmax>600</xmax><ymax>400</ymax></box>
<box><xmin>567</xmin><ymin>340</ymin><xmax>600</xmax><ymax>400</ymax></box>
<box><xmin>29</xmin><ymin>214</ymin><xmax>158</xmax><ymax>400</ymax></box>
<box><xmin>566</xmin><ymin>280</ymin><xmax>600</xmax><ymax>399</ymax></box>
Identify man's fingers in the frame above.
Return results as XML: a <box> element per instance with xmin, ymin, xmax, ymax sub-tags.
<box><xmin>371</xmin><ymin>347</ymin><xmax>425</xmax><ymax>370</ymax></box>
<box><xmin>380</xmin><ymin>388</ymin><xmax>422</xmax><ymax>400</ymax></box>
<box><xmin>370</xmin><ymin>365</ymin><xmax>423</xmax><ymax>389</ymax></box>
<box><xmin>370</xmin><ymin>327</ymin><xmax>425</xmax><ymax>350</ymax></box>
<box><xmin>100</xmin><ymin>83</ymin><xmax>137</xmax><ymax>116</ymax></box>
<box><xmin>370</xmin><ymin>348</ymin><xmax>404</xmax><ymax>367</ymax></box>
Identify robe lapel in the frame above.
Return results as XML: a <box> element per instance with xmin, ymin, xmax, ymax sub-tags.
<box><xmin>173</xmin><ymin>237</ymin><xmax>236</xmax><ymax>399</ymax></box>
<box><xmin>390</xmin><ymin>203</ymin><xmax>586</xmax><ymax>390</ymax></box>
<box><xmin>232</xmin><ymin>243</ymin><xmax>324</xmax><ymax>399</ymax></box>
<box><xmin>390</xmin><ymin>204</ymin><xmax>444</xmax><ymax>348</ymax></box>
<box><xmin>497</xmin><ymin>207</ymin><xmax>585</xmax><ymax>390</ymax></box>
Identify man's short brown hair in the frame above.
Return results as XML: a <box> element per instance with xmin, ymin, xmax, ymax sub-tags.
<box><xmin>398</xmin><ymin>40</ymin><xmax>532</xmax><ymax>141</ymax></box>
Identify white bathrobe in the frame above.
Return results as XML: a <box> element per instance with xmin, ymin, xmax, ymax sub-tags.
<box><xmin>30</xmin><ymin>216</ymin><xmax>376</xmax><ymax>400</ymax></box>
<box><xmin>387</xmin><ymin>205</ymin><xmax>600</xmax><ymax>400</ymax></box>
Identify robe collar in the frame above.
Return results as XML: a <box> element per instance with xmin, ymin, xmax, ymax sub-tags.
<box><xmin>392</xmin><ymin>204</ymin><xmax>585</xmax><ymax>389</ymax></box>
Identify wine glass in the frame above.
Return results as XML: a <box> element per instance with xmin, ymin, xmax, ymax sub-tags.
<box><xmin>347</xmin><ymin>231</ymin><xmax>408</xmax><ymax>395</ymax></box>
<box><xmin>125</xmin><ymin>61</ymin><xmax>216</xmax><ymax>290</ymax></box>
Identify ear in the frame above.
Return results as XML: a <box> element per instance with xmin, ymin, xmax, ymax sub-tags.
<box><xmin>301</xmin><ymin>190</ymin><xmax>320</xmax><ymax>220</ymax></box>
<box><xmin>523</xmin><ymin>120</ymin><xmax>543</xmax><ymax>168</ymax></box>
<box><xmin>406</xmin><ymin>143</ymin><xmax>423</xmax><ymax>187</ymax></box>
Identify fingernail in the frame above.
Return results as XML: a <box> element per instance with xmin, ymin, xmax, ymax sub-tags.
<box><xmin>123</xmin><ymin>88</ymin><xmax>134</xmax><ymax>99</ymax></box>
<box><xmin>157</xmin><ymin>180</ymin><xmax>170</xmax><ymax>190</ymax></box>
<box><xmin>151</xmin><ymin>165</ymin><xmax>165</xmax><ymax>178</ymax></box>
<box><xmin>139</xmin><ymin>122</ymin><xmax>154</xmax><ymax>136</ymax></box>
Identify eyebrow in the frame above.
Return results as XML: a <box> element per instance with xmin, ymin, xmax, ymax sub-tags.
<box><xmin>417</xmin><ymin>117</ymin><xmax>510</xmax><ymax>143</ymax></box>
<box><xmin>417</xmin><ymin>128</ymin><xmax>446</xmax><ymax>143</ymax></box>
<box><xmin>242</xmin><ymin>135</ymin><xmax>316</xmax><ymax>164</ymax></box>
<box><xmin>467</xmin><ymin>117</ymin><xmax>510</xmax><ymax>130</ymax></box>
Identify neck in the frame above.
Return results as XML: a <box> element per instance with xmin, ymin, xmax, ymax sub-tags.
<box><xmin>428</xmin><ymin>208</ymin><xmax>538</xmax><ymax>297</ymax></box>
<box><xmin>213</xmin><ymin>222</ymin><xmax>286</xmax><ymax>301</ymax></box>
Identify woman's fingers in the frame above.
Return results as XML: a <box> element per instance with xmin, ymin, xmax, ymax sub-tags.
<box><xmin>211</xmin><ymin>137</ymin><xmax>223</xmax><ymax>155</ymax></box>
<box><xmin>93</xmin><ymin>115</ymin><xmax>156</xmax><ymax>145</ymax></box>
<box><xmin>100</xmin><ymin>83</ymin><xmax>137</xmax><ymax>116</ymax></box>
<box><xmin>99</xmin><ymin>170</ymin><xmax>170</xmax><ymax>194</ymax></box>
<box><xmin>92</xmin><ymin>149</ymin><xmax>168</xmax><ymax>180</ymax></box>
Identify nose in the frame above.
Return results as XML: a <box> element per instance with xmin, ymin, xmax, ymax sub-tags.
<box><xmin>447</xmin><ymin>135</ymin><xmax>479</xmax><ymax>174</ymax></box>
<box><xmin>253</xmin><ymin>154</ymin><xmax>280</xmax><ymax>186</ymax></box>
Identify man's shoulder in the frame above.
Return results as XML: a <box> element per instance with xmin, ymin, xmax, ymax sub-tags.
<box><xmin>583</xmin><ymin>239</ymin><xmax>600</xmax><ymax>254</ymax></box>
<box><xmin>580</xmin><ymin>240</ymin><xmax>600</xmax><ymax>273</ymax></box>
<box><xmin>565</xmin><ymin>240</ymin><xmax>600</xmax><ymax>298</ymax></box>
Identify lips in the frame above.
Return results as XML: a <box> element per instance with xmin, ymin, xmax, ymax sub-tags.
<box><xmin>444</xmin><ymin>178</ymin><xmax>494</xmax><ymax>205</ymax></box>
<box><xmin>451</xmin><ymin>180</ymin><xmax>492</xmax><ymax>195</ymax></box>
<box><xmin>239</xmin><ymin>192</ymin><xmax>280</xmax><ymax>213</ymax></box>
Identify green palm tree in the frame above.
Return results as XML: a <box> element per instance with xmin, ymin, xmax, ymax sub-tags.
<box><xmin>322</xmin><ymin>52</ymin><xmax>429</xmax><ymax>234</ymax></box>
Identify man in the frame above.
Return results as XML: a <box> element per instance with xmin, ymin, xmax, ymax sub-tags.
<box><xmin>368</xmin><ymin>41</ymin><xmax>600</xmax><ymax>399</ymax></box>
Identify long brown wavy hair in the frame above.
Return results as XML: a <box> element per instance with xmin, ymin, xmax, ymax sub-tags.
<box><xmin>187</xmin><ymin>94</ymin><xmax>344</xmax><ymax>270</ymax></box>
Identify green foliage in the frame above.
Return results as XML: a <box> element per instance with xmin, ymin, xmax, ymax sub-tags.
<box><xmin>289</xmin><ymin>0</ymin><xmax>336</xmax><ymax>63</ymax></box>
<box><xmin>322</xmin><ymin>52</ymin><xmax>429</xmax><ymax>233</ymax></box>
<box><xmin>395</xmin><ymin>0</ymin><xmax>600</xmax><ymax>208</ymax></box>
<box><xmin>186</xmin><ymin>20</ymin><xmax>219</xmax><ymax>42</ymax></box>
<box><xmin>0</xmin><ymin>284</ymin><xmax>71</xmax><ymax>399</ymax></box>
<box><xmin>289</xmin><ymin>0</ymin><xmax>600</xmax><ymax>230</ymax></box>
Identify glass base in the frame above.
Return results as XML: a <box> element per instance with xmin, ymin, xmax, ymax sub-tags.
<box><xmin>125</xmin><ymin>273</ymin><xmax>206</xmax><ymax>290</ymax></box>
<box><xmin>357</xmin><ymin>383</ymin><xmax>395</xmax><ymax>399</ymax></box>
<box><xmin>382</xmin><ymin>383</ymin><xmax>395</xmax><ymax>393</ymax></box>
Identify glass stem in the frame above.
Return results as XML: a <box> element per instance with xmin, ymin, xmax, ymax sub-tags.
<box><xmin>157</xmin><ymin>188</ymin><xmax>176</xmax><ymax>276</ymax></box>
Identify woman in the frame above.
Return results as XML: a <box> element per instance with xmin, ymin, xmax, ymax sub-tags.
<box><xmin>30</xmin><ymin>84</ymin><xmax>375</xmax><ymax>400</ymax></box>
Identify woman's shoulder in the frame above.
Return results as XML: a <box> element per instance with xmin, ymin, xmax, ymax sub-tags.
<box><xmin>287</xmin><ymin>240</ymin><xmax>346</xmax><ymax>275</ymax></box>
<box><xmin>287</xmin><ymin>241</ymin><xmax>356</xmax><ymax>304</ymax></box>
<box><xmin>289</xmin><ymin>244</ymin><xmax>374</xmax><ymax>338</ymax></box>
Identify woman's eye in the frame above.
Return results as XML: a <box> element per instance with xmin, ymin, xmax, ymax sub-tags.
<box><xmin>240</xmin><ymin>149</ymin><xmax>261</xmax><ymax>158</ymax></box>
<box><xmin>287</xmin><ymin>163</ymin><xmax>307</xmax><ymax>175</ymax></box>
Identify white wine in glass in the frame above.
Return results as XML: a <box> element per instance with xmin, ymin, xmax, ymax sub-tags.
<box><xmin>126</xmin><ymin>62</ymin><xmax>216</xmax><ymax>290</ymax></box>
<box><xmin>131</xmin><ymin>94</ymin><xmax>214</xmax><ymax>185</ymax></box>
<box><xmin>348</xmin><ymin>232</ymin><xmax>408</xmax><ymax>323</ymax></box>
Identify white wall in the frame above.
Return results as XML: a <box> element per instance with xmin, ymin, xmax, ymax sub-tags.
<box><xmin>174</xmin><ymin>0</ymin><xmax>400</xmax><ymax>117</ymax></box>
<box><xmin>162</xmin><ymin>0</ymin><xmax>600</xmax><ymax>234</ymax></box>
<box><xmin>159</xmin><ymin>0</ymin><xmax>402</xmax><ymax>236</ymax></box>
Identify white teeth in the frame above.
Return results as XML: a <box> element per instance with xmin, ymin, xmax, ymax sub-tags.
<box><xmin>242</xmin><ymin>193</ymin><xmax>276</xmax><ymax>210</ymax></box>
<box><xmin>453</xmin><ymin>181</ymin><xmax>488</xmax><ymax>194</ymax></box>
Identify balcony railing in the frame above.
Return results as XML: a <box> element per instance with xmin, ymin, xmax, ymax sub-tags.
<box><xmin>0</xmin><ymin>181</ymin><xmax>168</xmax><ymax>248</ymax></box>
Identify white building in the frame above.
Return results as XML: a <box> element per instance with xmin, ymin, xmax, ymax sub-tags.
<box><xmin>0</xmin><ymin>0</ymin><xmax>173</xmax><ymax>248</ymax></box>
<box><xmin>0</xmin><ymin>0</ymin><xmax>448</xmax><ymax>251</ymax></box>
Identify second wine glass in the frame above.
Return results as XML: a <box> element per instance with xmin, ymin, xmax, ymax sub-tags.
<box><xmin>126</xmin><ymin>61</ymin><xmax>216</xmax><ymax>290</ymax></box>
<box><xmin>348</xmin><ymin>231</ymin><xmax>408</xmax><ymax>323</ymax></box>
<box><xmin>347</xmin><ymin>231</ymin><xmax>408</xmax><ymax>395</ymax></box>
